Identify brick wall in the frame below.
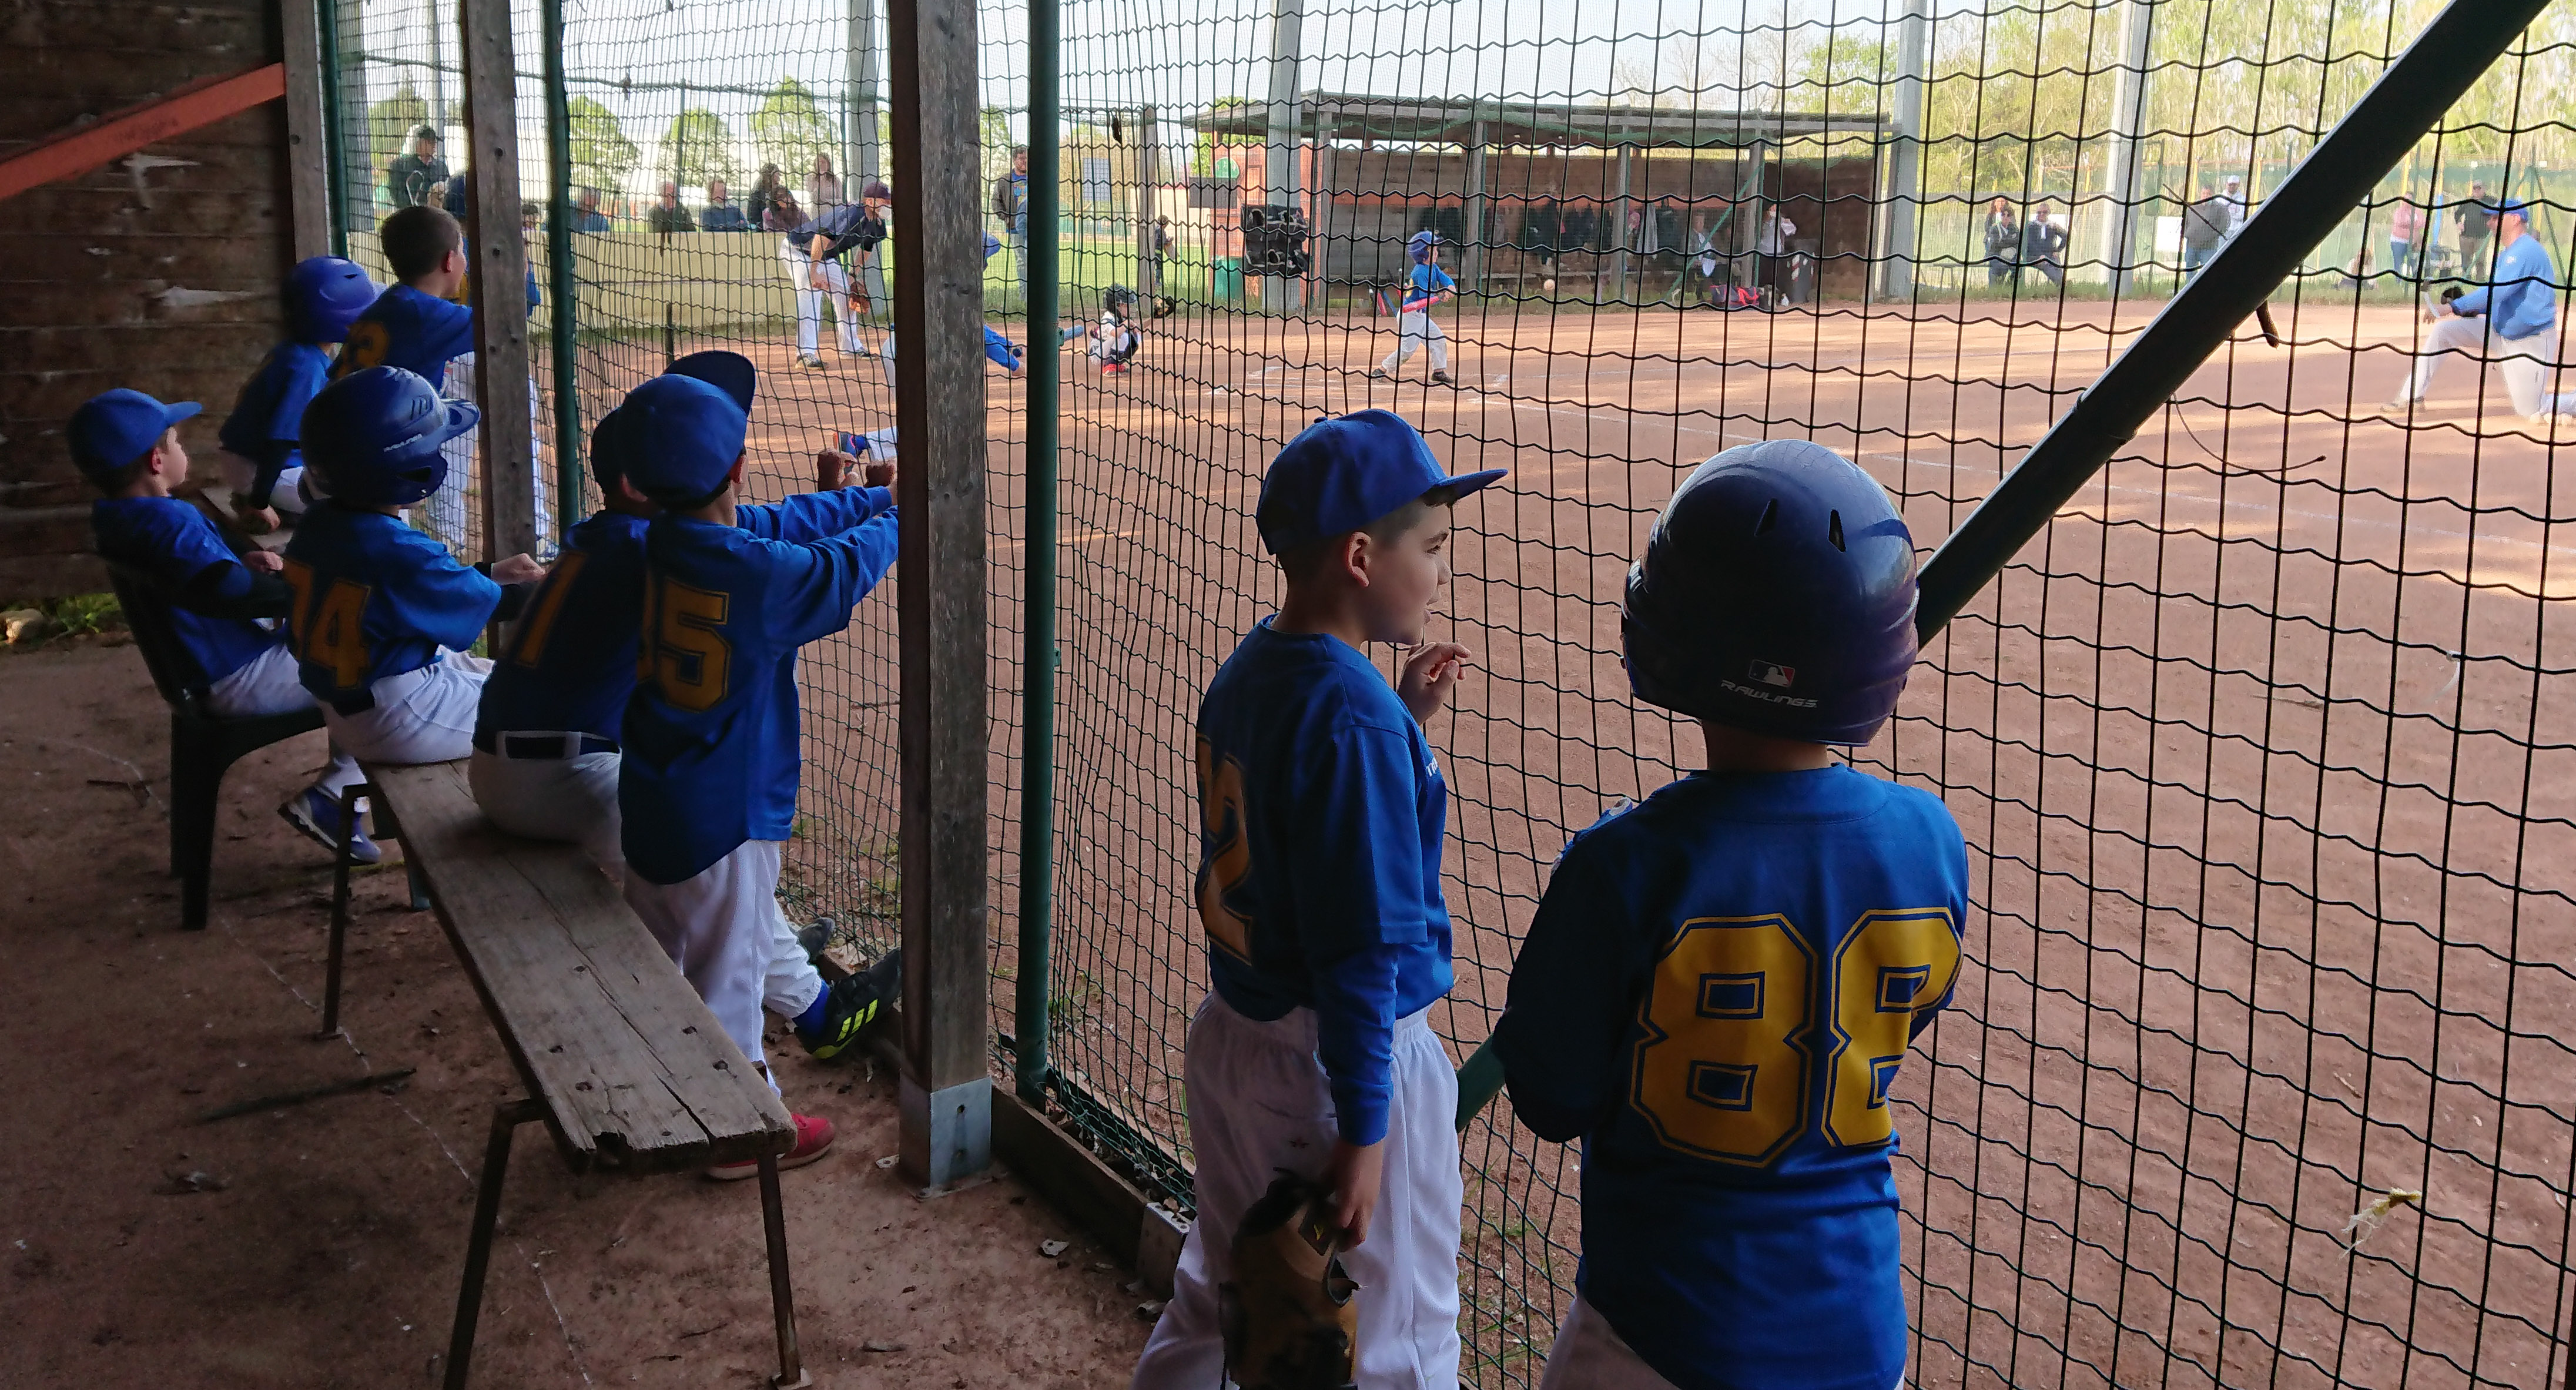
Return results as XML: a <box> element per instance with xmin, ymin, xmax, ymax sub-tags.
<box><xmin>0</xmin><ymin>0</ymin><xmax>294</xmax><ymax>600</ymax></box>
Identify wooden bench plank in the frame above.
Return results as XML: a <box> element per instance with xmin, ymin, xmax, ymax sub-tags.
<box><xmin>367</xmin><ymin>762</ymin><xmax>793</xmax><ymax>1174</ymax></box>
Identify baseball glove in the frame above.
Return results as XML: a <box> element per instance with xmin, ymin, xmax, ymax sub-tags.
<box><xmin>1150</xmin><ymin>294</ymin><xmax>1178</xmax><ymax>320</ymax></box>
<box><xmin>1220</xmin><ymin>1171</ymin><xmax>1360</xmax><ymax>1390</ymax></box>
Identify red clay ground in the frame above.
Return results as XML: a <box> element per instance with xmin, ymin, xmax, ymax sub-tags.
<box><xmin>0</xmin><ymin>639</ymin><xmax>1150</xmax><ymax>1388</ymax></box>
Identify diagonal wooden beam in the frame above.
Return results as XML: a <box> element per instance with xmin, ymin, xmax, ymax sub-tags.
<box><xmin>0</xmin><ymin>63</ymin><xmax>287</xmax><ymax>204</ymax></box>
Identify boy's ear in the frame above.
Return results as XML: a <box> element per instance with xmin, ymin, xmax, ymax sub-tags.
<box><xmin>728</xmin><ymin>451</ymin><xmax>749</xmax><ymax>486</ymax></box>
<box><xmin>1338</xmin><ymin>530</ymin><xmax>1372</xmax><ymax>588</ymax></box>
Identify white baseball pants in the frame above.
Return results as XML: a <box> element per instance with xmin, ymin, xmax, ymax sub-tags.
<box><xmin>2399</xmin><ymin>315</ymin><xmax>2576</xmax><ymax>418</ymax></box>
<box><xmin>467</xmin><ymin>744</ymin><xmax>622</xmax><ymax>875</ymax></box>
<box><xmin>621</xmin><ymin>839</ymin><xmax>825</xmax><ymax>1083</ymax></box>
<box><xmin>1378</xmin><ymin>312</ymin><xmax>1448</xmax><ymax>373</ymax></box>
<box><xmin>780</xmin><ymin>243</ymin><xmax>863</xmax><ymax>357</ymax></box>
<box><xmin>320</xmin><ymin>652</ymin><xmax>492</xmax><ymax>765</ymax></box>
<box><xmin>1130</xmin><ymin>994</ymin><xmax>1462</xmax><ymax>1390</ymax></box>
<box><xmin>205</xmin><ymin>642</ymin><xmax>360</xmax><ymax>795</ymax></box>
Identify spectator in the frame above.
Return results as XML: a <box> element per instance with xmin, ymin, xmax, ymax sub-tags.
<box><xmin>571</xmin><ymin>186</ymin><xmax>610</xmax><ymax>233</ymax></box>
<box><xmin>2388</xmin><ymin>196</ymin><xmax>2420</xmax><ymax>281</ymax></box>
<box><xmin>2220</xmin><ymin>174</ymin><xmax>2248</xmax><ymax>234</ymax></box>
<box><xmin>809</xmin><ymin>152</ymin><xmax>843</xmax><ymax>212</ymax></box>
<box><xmin>1984</xmin><ymin>197</ymin><xmax>2020</xmax><ymax>286</ymax></box>
<box><xmin>2021</xmin><ymin>205</ymin><xmax>2066</xmax><ymax>287</ymax></box>
<box><xmin>386</xmin><ymin>125</ymin><xmax>450</xmax><ymax>209</ymax></box>
<box><xmin>648</xmin><ymin>181</ymin><xmax>693</xmax><ymax>234</ymax></box>
<box><xmin>2456</xmin><ymin>181</ymin><xmax>2493</xmax><ymax>274</ymax></box>
<box><xmin>699</xmin><ymin>177</ymin><xmax>748</xmax><ymax>232</ymax></box>
<box><xmin>1755</xmin><ymin>205</ymin><xmax>1798</xmax><ymax>304</ymax></box>
<box><xmin>2182</xmin><ymin>184</ymin><xmax>2227</xmax><ymax>281</ymax></box>
<box><xmin>991</xmin><ymin>145</ymin><xmax>1030</xmax><ymax>302</ymax></box>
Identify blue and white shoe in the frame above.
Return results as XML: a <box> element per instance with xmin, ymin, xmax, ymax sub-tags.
<box><xmin>279</xmin><ymin>786</ymin><xmax>381</xmax><ymax>866</ymax></box>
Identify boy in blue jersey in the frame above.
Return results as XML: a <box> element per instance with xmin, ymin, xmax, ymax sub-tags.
<box><xmin>615</xmin><ymin>370</ymin><xmax>905</xmax><ymax>1178</ymax></box>
<box><xmin>73</xmin><ymin>388</ymin><xmax>370</xmax><ymax>860</ymax></box>
<box><xmin>1132</xmin><ymin>409</ymin><xmax>1502</xmax><ymax>1390</ymax></box>
<box><xmin>1492</xmin><ymin>440</ymin><xmax>1970</xmax><ymax>1390</ymax></box>
<box><xmin>1370</xmin><ymin>230</ymin><xmax>1456</xmax><ymax>387</ymax></box>
<box><xmin>213</xmin><ymin>256</ymin><xmax>376</xmax><ymax>532</ymax></box>
<box><xmin>282</xmin><ymin>367</ymin><xmax>545</xmax><ymax>770</ymax></box>
<box><xmin>333</xmin><ymin>205</ymin><xmax>548</xmax><ymax>550</ymax></box>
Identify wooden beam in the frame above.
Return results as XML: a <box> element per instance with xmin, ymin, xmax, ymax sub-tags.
<box><xmin>0</xmin><ymin>64</ymin><xmax>287</xmax><ymax>205</ymax></box>
<box><xmin>458</xmin><ymin>0</ymin><xmax>536</xmax><ymax>564</ymax></box>
<box><xmin>280</xmin><ymin>0</ymin><xmax>331</xmax><ymax>260</ymax></box>
<box><xmin>889</xmin><ymin>0</ymin><xmax>994</xmax><ymax>1191</ymax></box>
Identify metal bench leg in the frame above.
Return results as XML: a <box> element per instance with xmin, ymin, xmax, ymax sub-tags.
<box><xmin>445</xmin><ymin>1098</ymin><xmax>543</xmax><ymax>1390</ymax></box>
<box><xmin>759</xmin><ymin>1151</ymin><xmax>811</xmax><ymax>1389</ymax></box>
<box><xmin>319</xmin><ymin>782</ymin><xmax>367</xmax><ymax>1040</ymax></box>
<box><xmin>369</xmin><ymin>793</ymin><xmax>433</xmax><ymax>912</ymax></box>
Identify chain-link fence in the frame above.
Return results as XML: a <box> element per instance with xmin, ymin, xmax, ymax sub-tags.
<box><xmin>325</xmin><ymin>0</ymin><xmax>2576</xmax><ymax>1384</ymax></box>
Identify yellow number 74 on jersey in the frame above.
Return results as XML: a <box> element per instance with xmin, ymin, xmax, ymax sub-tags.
<box><xmin>1631</xmin><ymin>908</ymin><xmax>1960</xmax><ymax>1167</ymax></box>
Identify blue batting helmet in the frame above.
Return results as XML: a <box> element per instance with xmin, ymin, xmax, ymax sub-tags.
<box><xmin>300</xmin><ymin>367</ymin><xmax>477</xmax><ymax>507</ymax></box>
<box><xmin>285</xmin><ymin>256</ymin><xmax>378</xmax><ymax>344</ymax></box>
<box><xmin>1621</xmin><ymin>439</ymin><xmax>1920</xmax><ymax>744</ymax></box>
<box><xmin>1409</xmin><ymin>229</ymin><xmax>1439</xmax><ymax>263</ymax></box>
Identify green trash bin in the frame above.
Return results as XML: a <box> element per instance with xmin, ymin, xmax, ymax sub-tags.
<box><xmin>1214</xmin><ymin>256</ymin><xmax>1244</xmax><ymax>303</ymax></box>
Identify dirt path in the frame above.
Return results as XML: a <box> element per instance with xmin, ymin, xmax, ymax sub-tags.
<box><xmin>0</xmin><ymin>640</ymin><xmax>1149</xmax><ymax>1389</ymax></box>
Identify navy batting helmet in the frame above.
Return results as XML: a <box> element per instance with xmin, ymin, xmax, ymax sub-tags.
<box><xmin>285</xmin><ymin>256</ymin><xmax>377</xmax><ymax>344</ymax></box>
<box><xmin>1622</xmin><ymin>439</ymin><xmax>1919</xmax><ymax>744</ymax></box>
<box><xmin>300</xmin><ymin>367</ymin><xmax>476</xmax><ymax>508</ymax></box>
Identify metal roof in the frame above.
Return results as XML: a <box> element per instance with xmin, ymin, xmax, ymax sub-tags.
<box><xmin>1184</xmin><ymin>91</ymin><xmax>1890</xmax><ymax>150</ymax></box>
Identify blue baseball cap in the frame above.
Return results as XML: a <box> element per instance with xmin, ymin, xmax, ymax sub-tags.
<box><xmin>2495</xmin><ymin>198</ymin><xmax>2533</xmax><ymax>220</ymax></box>
<box><xmin>69</xmin><ymin>388</ymin><xmax>201</xmax><ymax>483</ymax></box>
<box><xmin>669</xmin><ymin>350</ymin><xmax>757</xmax><ymax>411</ymax></box>
<box><xmin>621</xmin><ymin>373</ymin><xmax>749</xmax><ymax>501</ymax></box>
<box><xmin>1255</xmin><ymin>409</ymin><xmax>1503</xmax><ymax>555</ymax></box>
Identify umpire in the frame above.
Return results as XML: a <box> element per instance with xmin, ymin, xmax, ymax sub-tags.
<box><xmin>778</xmin><ymin>184</ymin><xmax>888</xmax><ymax>367</ymax></box>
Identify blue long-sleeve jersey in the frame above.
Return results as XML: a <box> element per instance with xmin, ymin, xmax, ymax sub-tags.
<box><xmin>619</xmin><ymin>487</ymin><xmax>899</xmax><ymax>885</ymax></box>
<box><xmin>281</xmin><ymin>504</ymin><xmax>503</xmax><ymax>704</ymax></box>
<box><xmin>91</xmin><ymin>496</ymin><xmax>280</xmax><ymax>689</ymax></box>
<box><xmin>2453</xmin><ymin>232</ymin><xmax>2559</xmax><ymax>341</ymax></box>
<box><xmin>477</xmin><ymin>510</ymin><xmax>650</xmax><ymax>742</ymax></box>
<box><xmin>1194</xmin><ymin>620</ymin><xmax>1453</xmax><ymax>1147</ymax></box>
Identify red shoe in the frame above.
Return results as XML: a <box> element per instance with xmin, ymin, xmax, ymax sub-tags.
<box><xmin>704</xmin><ymin>1111</ymin><xmax>835</xmax><ymax>1181</ymax></box>
<box><xmin>1102</xmin><ymin>363</ymin><xmax>1129</xmax><ymax>374</ymax></box>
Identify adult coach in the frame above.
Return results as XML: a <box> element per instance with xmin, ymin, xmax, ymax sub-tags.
<box><xmin>2383</xmin><ymin>199</ymin><xmax>2574</xmax><ymax>424</ymax></box>
<box><xmin>386</xmin><ymin>125</ymin><xmax>449</xmax><ymax>209</ymax></box>
<box><xmin>779</xmin><ymin>194</ymin><xmax>878</xmax><ymax>367</ymax></box>
<box><xmin>992</xmin><ymin>145</ymin><xmax>1029</xmax><ymax>302</ymax></box>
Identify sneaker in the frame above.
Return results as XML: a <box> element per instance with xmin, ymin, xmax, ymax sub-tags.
<box><xmin>796</xmin><ymin>353</ymin><xmax>827</xmax><ymax>369</ymax></box>
<box><xmin>705</xmin><ymin>1111</ymin><xmax>835</xmax><ymax>1181</ymax></box>
<box><xmin>1102</xmin><ymin>363</ymin><xmax>1129</xmax><ymax>375</ymax></box>
<box><xmin>1366</xmin><ymin>368</ymin><xmax>1391</xmax><ymax>380</ymax></box>
<box><xmin>279</xmin><ymin>786</ymin><xmax>380</xmax><ymax>866</ymax></box>
<box><xmin>796</xmin><ymin>950</ymin><xmax>903</xmax><ymax>1061</ymax></box>
<box><xmin>1431</xmin><ymin>370</ymin><xmax>1454</xmax><ymax>386</ymax></box>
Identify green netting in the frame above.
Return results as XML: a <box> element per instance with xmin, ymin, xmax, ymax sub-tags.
<box><xmin>326</xmin><ymin>1</ymin><xmax>2576</xmax><ymax>1384</ymax></box>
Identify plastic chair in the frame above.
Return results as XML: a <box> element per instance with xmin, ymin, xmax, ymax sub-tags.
<box><xmin>104</xmin><ymin>560</ymin><xmax>324</xmax><ymax>930</ymax></box>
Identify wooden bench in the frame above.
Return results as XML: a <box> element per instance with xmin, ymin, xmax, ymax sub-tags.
<box><xmin>323</xmin><ymin>761</ymin><xmax>810</xmax><ymax>1389</ymax></box>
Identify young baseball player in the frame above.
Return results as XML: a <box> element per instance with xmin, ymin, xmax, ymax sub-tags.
<box><xmin>282</xmin><ymin>367</ymin><xmax>545</xmax><ymax>768</ymax></box>
<box><xmin>1371</xmin><ymin>230</ymin><xmax>1456</xmax><ymax>387</ymax></box>
<box><xmin>333</xmin><ymin>205</ymin><xmax>548</xmax><ymax>551</ymax></box>
<box><xmin>614</xmin><ymin>369</ymin><xmax>905</xmax><ymax>1177</ymax></box>
<box><xmin>1060</xmin><ymin>284</ymin><xmax>1141</xmax><ymax>374</ymax></box>
<box><xmin>213</xmin><ymin>255</ymin><xmax>377</xmax><ymax>533</ymax></box>
<box><xmin>75</xmin><ymin>387</ymin><xmax>372</xmax><ymax>860</ymax></box>
<box><xmin>1490</xmin><ymin>439</ymin><xmax>1969</xmax><ymax>1390</ymax></box>
<box><xmin>1130</xmin><ymin>408</ymin><xmax>1503</xmax><ymax>1389</ymax></box>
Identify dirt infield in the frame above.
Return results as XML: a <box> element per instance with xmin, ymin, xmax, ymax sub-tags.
<box><xmin>507</xmin><ymin>289</ymin><xmax>2576</xmax><ymax>1388</ymax></box>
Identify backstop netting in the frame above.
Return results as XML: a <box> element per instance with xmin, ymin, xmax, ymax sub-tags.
<box><xmin>325</xmin><ymin>1</ymin><xmax>2576</xmax><ymax>1384</ymax></box>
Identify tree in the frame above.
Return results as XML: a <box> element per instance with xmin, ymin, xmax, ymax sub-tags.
<box><xmin>661</xmin><ymin>108</ymin><xmax>738</xmax><ymax>189</ymax></box>
<box><xmin>566</xmin><ymin>96</ymin><xmax>639</xmax><ymax>197</ymax></box>
<box><xmin>752</xmin><ymin>78</ymin><xmax>835</xmax><ymax>180</ymax></box>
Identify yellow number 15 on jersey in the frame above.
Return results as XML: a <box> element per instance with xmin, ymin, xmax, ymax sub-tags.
<box><xmin>1631</xmin><ymin>908</ymin><xmax>1960</xmax><ymax>1168</ymax></box>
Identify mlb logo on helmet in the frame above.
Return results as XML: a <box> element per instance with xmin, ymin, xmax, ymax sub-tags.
<box><xmin>1748</xmin><ymin>659</ymin><xmax>1796</xmax><ymax>688</ymax></box>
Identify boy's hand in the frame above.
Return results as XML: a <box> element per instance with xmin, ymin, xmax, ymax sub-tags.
<box><xmin>1398</xmin><ymin>642</ymin><xmax>1472</xmax><ymax>724</ymax></box>
<box><xmin>239</xmin><ymin>550</ymin><xmax>285</xmax><ymax>574</ymax></box>
<box><xmin>491</xmin><ymin>553</ymin><xmax>545</xmax><ymax>586</ymax></box>
<box><xmin>862</xmin><ymin>458</ymin><xmax>897</xmax><ymax>490</ymax></box>
<box><xmin>1323</xmin><ymin>1138</ymin><xmax>1386</xmax><ymax>1247</ymax></box>
<box><xmin>816</xmin><ymin>448</ymin><xmax>859</xmax><ymax>491</ymax></box>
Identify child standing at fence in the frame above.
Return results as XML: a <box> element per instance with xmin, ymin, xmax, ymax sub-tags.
<box><xmin>1490</xmin><ymin>439</ymin><xmax>1968</xmax><ymax>1390</ymax></box>
<box><xmin>1130</xmin><ymin>409</ymin><xmax>1503</xmax><ymax>1389</ymax></box>
<box><xmin>613</xmin><ymin>369</ymin><xmax>904</xmax><ymax>1179</ymax></box>
<box><xmin>1370</xmin><ymin>230</ymin><xmax>1456</xmax><ymax>387</ymax></box>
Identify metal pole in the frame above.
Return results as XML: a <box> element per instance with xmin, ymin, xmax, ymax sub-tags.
<box><xmin>541</xmin><ymin>0</ymin><xmax>581</xmax><ymax>535</ymax></box>
<box><xmin>316</xmin><ymin>0</ymin><xmax>350</xmax><ymax>257</ymax></box>
<box><xmin>1135</xmin><ymin>105</ymin><xmax>1158</xmax><ymax>294</ymax></box>
<box><xmin>848</xmin><ymin>0</ymin><xmax>883</xmax><ymax>185</ymax></box>
<box><xmin>2098</xmin><ymin>0</ymin><xmax>2155</xmax><ymax>293</ymax></box>
<box><xmin>1914</xmin><ymin>0</ymin><xmax>2554</xmax><ymax>640</ymax></box>
<box><xmin>1014</xmin><ymin>0</ymin><xmax>1061</xmax><ymax>1110</ymax></box>
<box><xmin>1611</xmin><ymin>139</ymin><xmax>1633</xmax><ymax>303</ymax></box>
<box><xmin>1463</xmin><ymin>117</ymin><xmax>1487</xmax><ymax>297</ymax></box>
<box><xmin>1878</xmin><ymin>4</ymin><xmax>1928</xmax><ymax>299</ymax></box>
<box><xmin>1264</xmin><ymin>0</ymin><xmax>1304</xmax><ymax>313</ymax></box>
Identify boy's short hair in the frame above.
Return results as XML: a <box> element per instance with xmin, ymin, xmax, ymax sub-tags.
<box><xmin>383</xmin><ymin>206</ymin><xmax>464</xmax><ymax>282</ymax></box>
<box><xmin>1276</xmin><ymin>494</ymin><xmax>1441</xmax><ymax>585</ymax></box>
<box><xmin>92</xmin><ymin>451</ymin><xmax>159</xmax><ymax>495</ymax></box>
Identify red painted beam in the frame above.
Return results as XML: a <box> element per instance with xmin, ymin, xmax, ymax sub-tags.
<box><xmin>0</xmin><ymin>63</ymin><xmax>287</xmax><ymax>204</ymax></box>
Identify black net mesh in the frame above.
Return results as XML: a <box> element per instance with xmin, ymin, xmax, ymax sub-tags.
<box><xmin>326</xmin><ymin>1</ymin><xmax>2576</xmax><ymax>1384</ymax></box>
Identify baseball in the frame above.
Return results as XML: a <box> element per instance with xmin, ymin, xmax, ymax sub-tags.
<box><xmin>1542</xmin><ymin>277</ymin><xmax>1556</xmax><ymax>293</ymax></box>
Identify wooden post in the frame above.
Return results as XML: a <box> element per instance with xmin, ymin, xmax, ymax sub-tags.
<box><xmin>457</xmin><ymin>0</ymin><xmax>535</xmax><ymax>564</ymax></box>
<box><xmin>888</xmin><ymin>0</ymin><xmax>993</xmax><ymax>1190</ymax></box>
<box><xmin>280</xmin><ymin>0</ymin><xmax>331</xmax><ymax>260</ymax></box>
